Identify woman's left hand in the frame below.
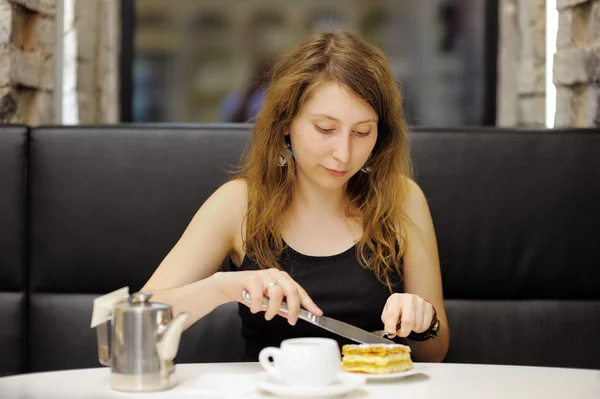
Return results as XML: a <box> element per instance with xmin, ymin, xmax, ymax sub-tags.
<box><xmin>381</xmin><ymin>293</ymin><xmax>436</xmax><ymax>338</ymax></box>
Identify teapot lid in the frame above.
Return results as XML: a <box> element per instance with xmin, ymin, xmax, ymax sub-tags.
<box><xmin>114</xmin><ymin>291</ymin><xmax>171</xmax><ymax>312</ymax></box>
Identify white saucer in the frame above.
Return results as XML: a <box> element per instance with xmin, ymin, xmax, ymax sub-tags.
<box><xmin>342</xmin><ymin>364</ymin><xmax>427</xmax><ymax>381</ymax></box>
<box><xmin>255</xmin><ymin>372</ymin><xmax>366</xmax><ymax>397</ymax></box>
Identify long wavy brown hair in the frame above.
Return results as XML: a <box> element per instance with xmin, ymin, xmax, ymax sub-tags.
<box><xmin>234</xmin><ymin>30</ymin><xmax>413</xmax><ymax>292</ymax></box>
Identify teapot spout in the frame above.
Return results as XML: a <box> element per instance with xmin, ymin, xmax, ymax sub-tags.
<box><xmin>156</xmin><ymin>312</ymin><xmax>189</xmax><ymax>362</ymax></box>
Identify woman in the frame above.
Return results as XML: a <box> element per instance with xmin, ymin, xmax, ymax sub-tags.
<box><xmin>142</xmin><ymin>30</ymin><xmax>449</xmax><ymax>363</ymax></box>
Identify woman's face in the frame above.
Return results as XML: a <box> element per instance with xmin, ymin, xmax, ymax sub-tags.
<box><xmin>287</xmin><ymin>81</ymin><xmax>378</xmax><ymax>191</ymax></box>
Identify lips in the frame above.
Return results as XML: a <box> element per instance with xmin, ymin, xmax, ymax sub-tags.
<box><xmin>324</xmin><ymin>167</ymin><xmax>348</xmax><ymax>177</ymax></box>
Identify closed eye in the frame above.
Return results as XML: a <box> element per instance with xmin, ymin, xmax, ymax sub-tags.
<box><xmin>315</xmin><ymin>125</ymin><xmax>371</xmax><ymax>137</ymax></box>
<box><xmin>315</xmin><ymin>125</ymin><xmax>335</xmax><ymax>133</ymax></box>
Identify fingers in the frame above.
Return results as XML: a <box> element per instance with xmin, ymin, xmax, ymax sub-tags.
<box><xmin>382</xmin><ymin>294</ymin><xmax>437</xmax><ymax>337</ymax></box>
<box><xmin>383</xmin><ymin>296</ymin><xmax>403</xmax><ymax>337</ymax></box>
<box><xmin>413</xmin><ymin>299</ymin><xmax>425</xmax><ymax>333</ymax></box>
<box><xmin>410</xmin><ymin>298</ymin><xmax>434</xmax><ymax>333</ymax></box>
<box><xmin>246</xmin><ymin>274</ymin><xmax>265</xmax><ymax>314</ymax></box>
<box><xmin>295</xmin><ymin>283</ymin><xmax>323</xmax><ymax>317</ymax></box>
<box><xmin>241</xmin><ymin>269</ymin><xmax>321</xmax><ymax>326</ymax></box>
<box><xmin>264</xmin><ymin>282</ymin><xmax>284</xmax><ymax>321</ymax></box>
<box><xmin>397</xmin><ymin>303</ymin><xmax>415</xmax><ymax>338</ymax></box>
<box><xmin>382</xmin><ymin>294</ymin><xmax>415</xmax><ymax>338</ymax></box>
<box><xmin>270</xmin><ymin>271</ymin><xmax>301</xmax><ymax>325</ymax></box>
<box><xmin>261</xmin><ymin>270</ymin><xmax>296</xmax><ymax>324</ymax></box>
<box><xmin>266</xmin><ymin>270</ymin><xmax>322</xmax><ymax>325</ymax></box>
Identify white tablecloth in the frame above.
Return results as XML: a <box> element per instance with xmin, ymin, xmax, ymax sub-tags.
<box><xmin>0</xmin><ymin>362</ymin><xmax>598</xmax><ymax>398</ymax></box>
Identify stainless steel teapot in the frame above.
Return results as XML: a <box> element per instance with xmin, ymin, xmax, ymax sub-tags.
<box><xmin>91</xmin><ymin>287</ymin><xmax>189</xmax><ymax>392</ymax></box>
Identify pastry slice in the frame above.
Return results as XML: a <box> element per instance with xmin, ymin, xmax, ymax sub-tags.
<box><xmin>341</xmin><ymin>343</ymin><xmax>413</xmax><ymax>374</ymax></box>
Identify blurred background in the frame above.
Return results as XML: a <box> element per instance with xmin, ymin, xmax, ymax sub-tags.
<box><xmin>0</xmin><ymin>0</ymin><xmax>598</xmax><ymax>129</ymax></box>
<box><xmin>129</xmin><ymin>0</ymin><xmax>494</xmax><ymax>127</ymax></box>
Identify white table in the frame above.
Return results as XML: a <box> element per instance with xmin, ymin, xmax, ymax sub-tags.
<box><xmin>0</xmin><ymin>362</ymin><xmax>598</xmax><ymax>398</ymax></box>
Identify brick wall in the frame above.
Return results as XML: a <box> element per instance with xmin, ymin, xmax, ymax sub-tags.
<box><xmin>0</xmin><ymin>0</ymin><xmax>119</xmax><ymax>125</ymax></box>
<box><xmin>498</xmin><ymin>0</ymin><xmax>600</xmax><ymax>128</ymax></box>
<box><xmin>0</xmin><ymin>0</ymin><xmax>55</xmax><ymax>124</ymax></box>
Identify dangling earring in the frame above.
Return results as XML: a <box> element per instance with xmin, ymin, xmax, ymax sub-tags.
<box><xmin>278</xmin><ymin>143</ymin><xmax>293</xmax><ymax>167</ymax></box>
<box><xmin>361</xmin><ymin>154</ymin><xmax>372</xmax><ymax>173</ymax></box>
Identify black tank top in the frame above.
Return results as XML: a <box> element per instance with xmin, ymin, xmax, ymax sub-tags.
<box><xmin>231</xmin><ymin>242</ymin><xmax>403</xmax><ymax>361</ymax></box>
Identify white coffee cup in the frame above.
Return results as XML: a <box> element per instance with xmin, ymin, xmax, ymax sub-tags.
<box><xmin>258</xmin><ymin>337</ymin><xmax>341</xmax><ymax>387</ymax></box>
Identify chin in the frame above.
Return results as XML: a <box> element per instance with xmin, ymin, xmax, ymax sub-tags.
<box><xmin>316</xmin><ymin>172</ymin><xmax>353</xmax><ymax>190</ymax></box>
<box><xmin>319</xmin><ymin>180</ymin><xmax>347</xmax><ymax>190</ymax></box>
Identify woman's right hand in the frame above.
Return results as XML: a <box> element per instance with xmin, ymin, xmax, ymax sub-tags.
<box><xmin>211</xmin><ymin>269</ymin><xmax>323</xmax><ymax>325</ymax></box>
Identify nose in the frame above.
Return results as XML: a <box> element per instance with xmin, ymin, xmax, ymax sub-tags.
<box><xmin>332</xmin><ymin>133</ymin><xmax>351</xmax><ymax>164</ymax></box>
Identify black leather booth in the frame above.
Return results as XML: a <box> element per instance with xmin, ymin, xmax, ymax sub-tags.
<box><xmin>0</xmin><ymin>126</ymin><xmax>27</xmax><ymax>377</ymax></box>
<box><xmin>0</xmin><ymin>124</ymin><xmax>599</xmax><ymax>377</ymax></box>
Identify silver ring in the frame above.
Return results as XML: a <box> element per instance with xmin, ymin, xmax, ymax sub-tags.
<box><xmin>266</xmin><ymin>281</ymin><xmax>278</xmax><ymax>288</ymax></box>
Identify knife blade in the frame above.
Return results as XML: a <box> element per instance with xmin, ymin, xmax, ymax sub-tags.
<box><xmin>241</xmin><ymin>289</ymin><xmax>394</xmax><ymax>345</ymax></box>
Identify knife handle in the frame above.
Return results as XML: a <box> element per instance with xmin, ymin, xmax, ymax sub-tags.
<box><xmin>241</xmin><ymin>289</ymin><xmax>318</xmax><ymax>323</ymax></box>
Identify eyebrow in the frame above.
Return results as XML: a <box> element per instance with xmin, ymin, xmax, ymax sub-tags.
<box><xmin>309</xmin><ymin>113</ymin><xmax>377</xmax><ymax>125</ymax></box>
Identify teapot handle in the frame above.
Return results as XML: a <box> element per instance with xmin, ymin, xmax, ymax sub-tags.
<box><xmin>96</xmin><ymin>321</ymin><xmax>112</xmax><ymax>367</ymax></box>
<box><xmin>156</xmin><ymin>312</ymin><xmax>189</xmax><ymax>361</ymax></box>
<box><xmin>90</xmin><ymin>286</ymin><xmax>130</xmax><ymax>367</ymax></box>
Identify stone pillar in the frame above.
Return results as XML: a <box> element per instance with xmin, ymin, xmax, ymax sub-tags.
<box><xmin>553</xmin><ymin>0</ymin><xmax>600</xmax><ymax>127</ymax></box>
<box><xmin>496</xmin><ymin>0</ymin><xmax>519</xmax><ymax>126</ymax></box>
<box><xmin>0</xmin><ymin>0</ymin><xmax>55</xmax><ymax>124</ymax></box>
<box><xmin>497</xmin><ymin>0</ymin><xmax>546</xmax><ymax>127</ymax></box>
<box><xmin>498</xmin><ymin>0</ymin><xmax>600</xmax><ymax>128</ymax></box>
<box><xmin>96</xmin><ymin>0</ymin><xmax>120</xmax><ymax>123</ymax></box>
<box><xmin>64</xmin><ymin>0</ymin><xmax>119</xmax><ymax>124</ymax></box>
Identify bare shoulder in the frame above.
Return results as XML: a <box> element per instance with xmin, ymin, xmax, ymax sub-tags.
<box><xmin>402</xmin><ymin>176</ymin><xmax>429</xmax><ymax>213</ymax></box>
<box><xmin>212</xmin><ymin>178</ymin><xmax>248</xmax><ymax>208</ymax></box>
<box><xmin>208</xmin><ymin>178</ymin><xmax>248</xmax><ymax>226</ymax></box>
<box><xmin>399</xmin><ymin>176</ymin><xmax>437</xmax><ymax>253</ymax></box>
<box><xmin>175</xmin><ymin>177</ymin><xmax>248</xmax><ymax>260</ymax></box>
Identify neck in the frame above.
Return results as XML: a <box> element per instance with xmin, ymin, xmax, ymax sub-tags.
<box><xmin>293</xmin><ymin>176</ymin><xmax>349</xmax><ymax>216</ymax></box>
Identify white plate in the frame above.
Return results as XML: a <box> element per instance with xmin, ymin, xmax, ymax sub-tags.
<box><xmin>342</xmin><ymin>364</ymin><xmax>427</xmax><ymax>381</ymax></box>
<box><xmin>255</xmin><ymin>372</ymin><xmax>366</xmax><ymax>397</ymax></box>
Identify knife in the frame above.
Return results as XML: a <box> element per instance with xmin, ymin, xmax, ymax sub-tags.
<box><xmin>241</xmin><ymin>289</ymin><xmax>394</xmax><ymax>345</ymax></box>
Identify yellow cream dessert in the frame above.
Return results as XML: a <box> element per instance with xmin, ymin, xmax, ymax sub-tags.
<box><xmin>341</xmin><ymin>344</ymin><xmax>413</xmax><ymax>374</ymax></box>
